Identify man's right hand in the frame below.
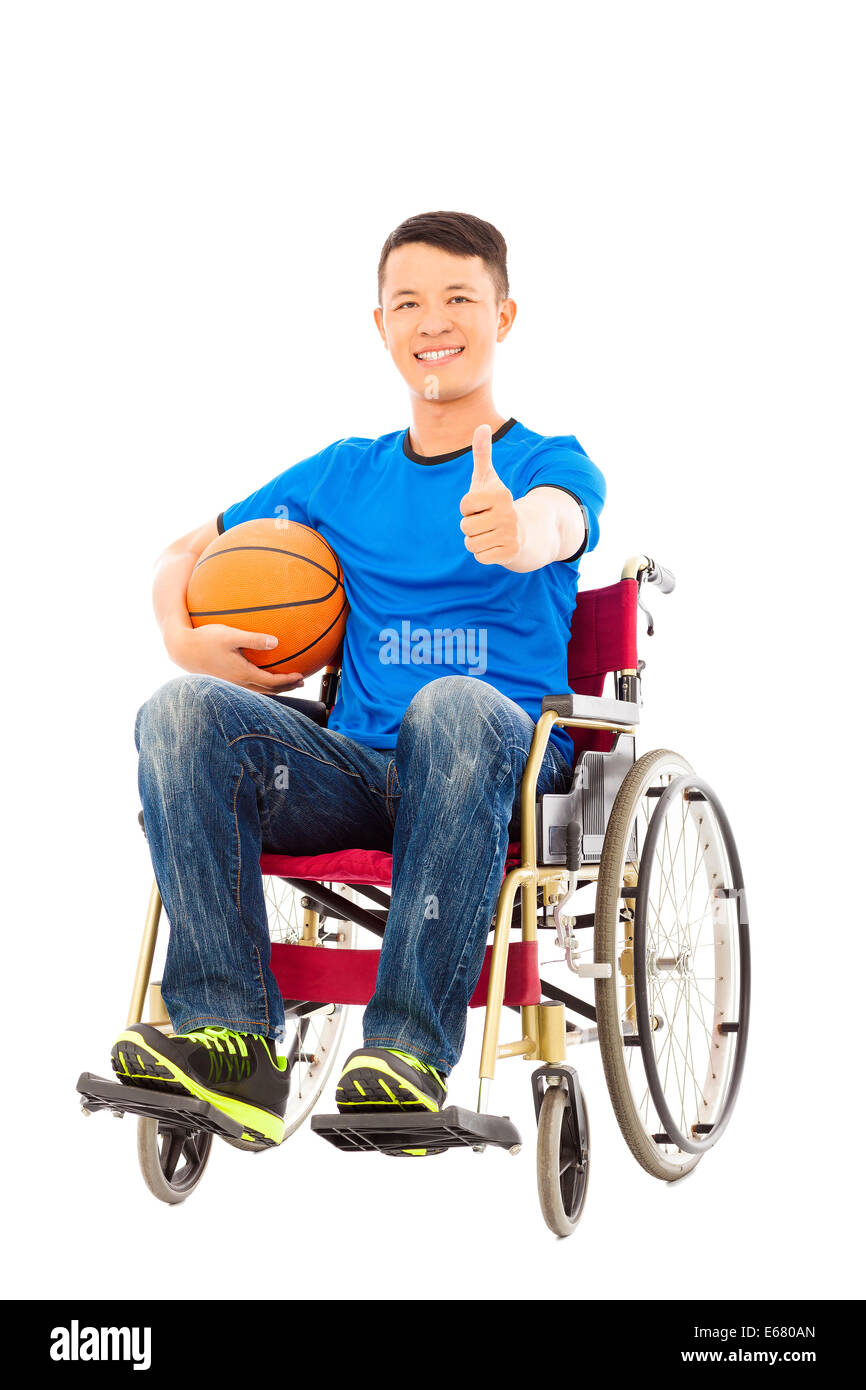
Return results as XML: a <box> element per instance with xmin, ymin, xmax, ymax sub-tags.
<box><xmin>166</xmin><ymin>621</ymin><xmax>306</xmax><ymax>695</ymax></box>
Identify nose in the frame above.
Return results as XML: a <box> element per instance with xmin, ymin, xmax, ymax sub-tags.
<box><xmin>417</xmin><ymin>312</ymin><xmax>455</xmax><ymax>337</ymax></box>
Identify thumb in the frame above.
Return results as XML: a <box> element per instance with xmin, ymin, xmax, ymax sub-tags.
<box><xmin>237</xmin><ymin>629</ymin><xmax>280</xmax><ymax>650</ymax></box>
<box><xmin>470</xmin><ymin>423</ymin><xmax>497</xmax><ymax>490</ymax></box>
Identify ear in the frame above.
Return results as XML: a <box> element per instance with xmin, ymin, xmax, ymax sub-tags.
<box><xmin>496</xmin><ymin>297</ymin><xmax>517</xmax><ymax>343</ymax></box>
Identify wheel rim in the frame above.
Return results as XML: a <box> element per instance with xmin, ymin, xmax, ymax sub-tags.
<box><xmin>558</xmin><ymin>1090</ymin><xmax>590</xmax><ymax>1220</ymax></box>
<box><xmin>596</xmin><ymin>752</ymin><xmax>706</xmax><ymax>1176</ymax></box>
<box><xmin>634</xmin><ymin>774</ymin><xmax>749</xmax><ymax>1153</ymax></box>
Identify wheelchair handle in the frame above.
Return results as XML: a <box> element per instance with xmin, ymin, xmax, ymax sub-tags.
<box><xmin>622</xmin><ymin>554</ymin><xmax>676</xmax><ymax>594</ymax></box>
<box><xmin>645</xmin><ymin>558</ymin><xmax>676</xmax><ymax>594</ymax></box>
<box><xmin>622</xmin><ymin>555</ymin><xmax>676</xmax><ymax>637</ymax></box>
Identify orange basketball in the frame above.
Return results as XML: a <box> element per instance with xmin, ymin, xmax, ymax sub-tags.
<box><xmin>186</xmin><ymin>517</ymin><xmax>348</xmax><ymax>677</ymax></box>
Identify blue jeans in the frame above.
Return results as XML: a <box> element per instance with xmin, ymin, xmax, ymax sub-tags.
<box><xmin>135</xmin><ymin>673</ymin><xmax>573</xmax><ymax>1075</ymax></box>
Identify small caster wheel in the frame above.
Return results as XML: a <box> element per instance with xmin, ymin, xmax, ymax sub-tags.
<box><xmin>136</xmin><ymin>1118</ymin><xmax>212</xmax><ymax>1205</ymax></box>
<box><xmin>536</xmin><ymin>1084</ymin><xmax>590</xmax><ymax>1237</ymax></box>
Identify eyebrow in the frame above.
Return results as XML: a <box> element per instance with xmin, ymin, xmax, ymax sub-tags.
<box><xmin>390</xmin><ymin>283</ymin><xmax>478</xmax><ymax>299</ymax></box>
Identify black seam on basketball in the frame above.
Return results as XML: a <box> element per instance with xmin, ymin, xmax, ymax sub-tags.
<box><xmin>315</xmin><ymin>532</ymin><xmax>344</xmax><ymax>587</ymax></box>
<box><xmin>188</xmin><ymin>583</ymin><xmax>344</xmax><ymax>617</ymax></box>
<box><xmin>258</xmin><ymin>595</ymin><xmax>349</xmax><ymax>668</ymax></box>
<box><xmin>192</xmin><ymin>546</ymin><xmax>339</xmax><ymax>584</ymax></box>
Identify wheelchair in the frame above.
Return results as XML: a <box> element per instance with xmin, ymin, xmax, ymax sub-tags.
<box><xmin>77</xmin><ymin>553</ymin><xmax>750</xmax><ymax>1237</ymax></box>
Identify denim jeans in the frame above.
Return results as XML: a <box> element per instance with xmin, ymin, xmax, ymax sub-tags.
<box><xmin>135</xmin><ymin>673</ymin><xmax>574</xmax><ymax>1075</ymax></box>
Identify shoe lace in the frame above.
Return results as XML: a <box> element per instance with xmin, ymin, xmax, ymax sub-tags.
<box><xmin>386</xmin><ymin>1047</ymin><xmax>446</xmax><ymax>1090</ymax></box>
<box><xmin>179</xmin><ymin>1027</ymin><xmax>254</xmax><ymax>1083</ymax></box>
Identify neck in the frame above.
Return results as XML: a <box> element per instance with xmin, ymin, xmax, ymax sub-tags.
<box><xmin>407</xmin><ymin>383</ymin><xmax>508</xmax><ymax>458</ymax></box>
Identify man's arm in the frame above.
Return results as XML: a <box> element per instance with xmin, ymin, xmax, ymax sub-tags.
<box><xmin>154</xmin><ymin>517</ymin><xmax>219</xmax><ymax>663</ymax></box>
<box><xmin>509</xmin><ymin>486</ymin><xmax>586</xmax><ymax>572</ymax></box>
<box><xmin>153</xmin><ymin>516</ymin><xmax>304</xmax><ymax>693</ymax></box>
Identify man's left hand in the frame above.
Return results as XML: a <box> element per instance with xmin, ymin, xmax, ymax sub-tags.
<box><xmin>459</xmin><ymin>423</ymin><xmax>525</xmax><ymax>566</ymax></box>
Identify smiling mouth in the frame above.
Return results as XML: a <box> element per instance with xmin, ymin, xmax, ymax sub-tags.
<box><xmin>413</xmin><ymin>346</ymin><xmax>465</xmax><ymax>363</ymax></box>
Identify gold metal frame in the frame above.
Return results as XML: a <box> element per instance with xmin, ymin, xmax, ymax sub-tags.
<box><xmin>473</xmin><ymin>554</ymin><xmax>653</xmax><ymax>1103</ymax></box>
<box><xmin>476</xmin><ymin>705</ymin><xmax>637</xmax><ymax>1103</ymax></box>
<box><xmin>127</xmin><ymin>880</ymin><xmax>163</xmax><ymax>1028</ymax></box>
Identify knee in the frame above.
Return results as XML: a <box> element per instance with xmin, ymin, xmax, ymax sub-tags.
<box><xmin>400</xmin><ymin>676</ymin><xmax>511</xmax><ymax>758</ymax></box>
<box><xmin>134</xmin><ymin>675</ymin><xmax>223</xmax><ymax>756</ymax></box>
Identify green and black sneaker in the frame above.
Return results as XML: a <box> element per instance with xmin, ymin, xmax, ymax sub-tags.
<box><xmin>335</xmin><ymin>1046</ymin><xmax>449</xmax><ymax>1156</ymax></box>
<box><xmin>111</xmin><ymin>1023</ymin><xmax>289</xmax><ymax>1148</ymax></box>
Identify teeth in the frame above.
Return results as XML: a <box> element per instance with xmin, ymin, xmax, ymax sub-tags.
<box><xmin>415</xmin><ymin>347</ymin><xmax>463</xmax><ymax>360</ymax></box>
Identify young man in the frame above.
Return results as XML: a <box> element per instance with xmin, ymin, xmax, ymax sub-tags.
<box><xmin>111</xmin><ymin>211</ymin><xmax>606</xmax><ymax>1149</ymax></box>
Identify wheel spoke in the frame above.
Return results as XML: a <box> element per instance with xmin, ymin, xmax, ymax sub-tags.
<box><xmin>161</xmin><ymin>1128</ymin><xmax>186</xmax><ymax>1182</ymax></box>
<box><xmin>182</xmin><ymin>1134</ymin><xmax>203</xmax><ymax>1172</ymax></box>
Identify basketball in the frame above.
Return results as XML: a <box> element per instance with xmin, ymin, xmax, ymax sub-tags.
<box><xmin>186</xmin><ymin>517</ymin><xmax>348</xmax><ymax>677</ymax></box>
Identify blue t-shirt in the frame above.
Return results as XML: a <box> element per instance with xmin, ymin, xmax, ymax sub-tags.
<box><xmin>219</xmin><ymin>417</ymin><xmax>606</xmax><ymax>765</ymax></box>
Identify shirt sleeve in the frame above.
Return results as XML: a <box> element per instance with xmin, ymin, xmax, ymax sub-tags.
<box><xmin>519</xmin><ymin>437</ymin><xmax>606</xmax><ymax>563</ymax></box>
<box><xmin>217</xmin><ymin>443</ymin><xmax>338</xmax><ymax>535</ymax></box>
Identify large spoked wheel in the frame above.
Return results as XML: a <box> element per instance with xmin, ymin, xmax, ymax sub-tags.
<box><xmin>595</xmin><ymin>750</ymin><xmax>750</xmax><ymax>1181</ymax></box>
<box><xmin>537</xmin><ymin>1081</ymin><xmax>591</xmax><ymax>1238</ymax></box>
<box><xmin>137</xmin><ymin>1121</ymin><xmax>213</xmax><ymax>1205</ymax></box>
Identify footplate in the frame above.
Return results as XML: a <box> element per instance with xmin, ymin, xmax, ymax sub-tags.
<box><xmin>76</xmin><ymin>1072</ymin><xmax>247</xmax><ymax>1141</ymax></box>
<box><xmin>311</xmin><ymin>1105</ymin><xmax>522</xmax><ymax>1154</ymax></box>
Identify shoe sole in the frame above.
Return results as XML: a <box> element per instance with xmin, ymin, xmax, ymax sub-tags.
<box><xmin>385</xmin><ymin>1147</ymin><xmax>448</xmax><ymax>1157</ymax></box>
<box><xmin>335</xmin><ymin>1060</ymin><xmax>446</xmax><ymax>1114</ymax></box>
<box><xmin>111</xmin><ymin>1033</ymin><xmax>285</xmax><ymax>1147</ymax></box>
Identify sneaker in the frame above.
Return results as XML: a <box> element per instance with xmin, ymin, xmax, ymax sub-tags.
<box><xmin>335</xmin><ymin>1046</ymin><xmax>448</xmax><ymax>1155</ymax></box>
<box><xmin>111</xmin><ymin>1023</ymin><xmax>289</xmax><ymax>1147</ymax></box>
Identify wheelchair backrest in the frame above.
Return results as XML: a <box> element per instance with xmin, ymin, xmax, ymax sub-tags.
<box><xmin>565</xmin><ymin>578</ymin><xmax>639</xmax><ymax>758</ymax></box>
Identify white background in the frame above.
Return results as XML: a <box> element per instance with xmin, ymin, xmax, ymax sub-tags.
<box><xmin>1</xmin><ymin>0</ymin><xmax>863</xmax><ymax>1303</ymax></box>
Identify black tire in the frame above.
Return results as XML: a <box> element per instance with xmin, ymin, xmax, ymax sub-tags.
<box><xmin>595</xmin><ymin>749</ymin><xmax>749</xmax><ymax>1181</ymax></box>
<box><xmin>536</xmin><ymin>1083</ymin><xmax>590</xmax><ymax>1237</ymax></box>
<box><xmin>136</xmin><ymin>1120</ymin><xmax>213</xmax><ymax>1205</ymax></box>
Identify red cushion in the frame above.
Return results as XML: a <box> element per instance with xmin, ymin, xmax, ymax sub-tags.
<box><xmin>260</xmin><ymin>842</ymin><xmax>525</xmax><ymax>886</ymax></box>
<box><xmin>261</xmin><ymin>848</ymin><xmax>395</xmax><ymax>885</ymax></box>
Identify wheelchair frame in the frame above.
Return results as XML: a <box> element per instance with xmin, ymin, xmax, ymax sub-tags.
<box><xmin>78</xmin><ymin>552</ymin><xmax>750</xmax><ymax>1236</ymax></box>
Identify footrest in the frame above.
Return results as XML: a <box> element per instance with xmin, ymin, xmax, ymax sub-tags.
<box><xmin>311</xmin><ymin>1105</ymin><xmax>521</xmax><ymax>1154</ymax></box>
<box><xmin>76</xmin><ymin>1071</ymin><xmax>247</xmax><ymax>1140</ymax></box>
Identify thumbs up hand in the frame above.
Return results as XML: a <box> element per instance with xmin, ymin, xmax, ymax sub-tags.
<box><xmin>459</xmin><ymin>424</ymin><xmax>525</xmax><ymax>566</ymax></box>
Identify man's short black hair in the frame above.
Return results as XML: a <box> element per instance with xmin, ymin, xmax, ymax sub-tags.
<box><xmin>377</xmin><ymin>211</ymin><xmax>509</xmax><ymax>306</ymax></box>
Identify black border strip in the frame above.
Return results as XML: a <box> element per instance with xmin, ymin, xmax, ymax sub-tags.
<box><xmin>402</xmin><ymin>416</ymin><xmax>517</xmax><ymax>465</ymax></box>
<box><xmin>525</xmin><ymin>483</ymin><xmax>589</xmax><ymax>562</ymax></box>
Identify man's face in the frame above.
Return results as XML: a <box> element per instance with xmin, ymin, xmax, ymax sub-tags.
<box><xmin>374</xmin><ymin>242</ymin><xmax>515</xmax><ymax>402</ymax></box>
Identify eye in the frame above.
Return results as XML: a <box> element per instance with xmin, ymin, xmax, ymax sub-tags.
<box><xmin>395</xmin><ymin>301</ymin><xmax>417</xmax><ymax>310</ymax></box>
<box><xmin>449</xmin><ymin>296</ymin><xmax>470</xmax><ymax>304</ymax></box>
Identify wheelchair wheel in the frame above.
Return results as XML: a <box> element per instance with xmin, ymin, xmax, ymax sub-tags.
<box><xmin>536</xmin><ymin>1082</ymin><xmax>590</xmax><ymax>1237</ymax></box>
<box><xmin>137</xmin><ymin>1120</ymin><xmax>212</xmax><ymax>1205</ymax></box>
<box><xmin>595</xmin><ymin>749</ymin><xmax>749</xmax><ymax>1181</ymax></box>
<box><xmin>221</xmin><ymin>877</ymin><xmax>357</xmax><ymax>1151</ymax></box>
